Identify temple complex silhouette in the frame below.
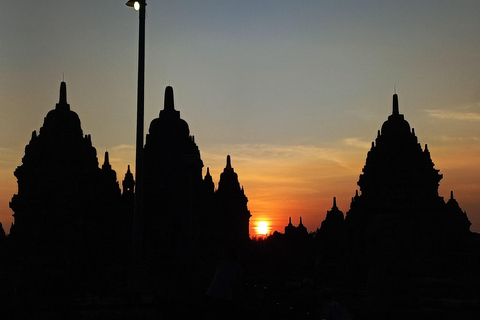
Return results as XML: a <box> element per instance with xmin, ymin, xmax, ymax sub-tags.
<box><xmin>3</xmin><ymin>84</ymin><xmax>479</xmax><ymax>318</ymax></box>
<box><xmin>8</xmin><ymin>82</ymin><xmax>252</xmax><ymax>267</ymax></box>
<box><xmin>142</xmin><ymin>86</ymin><xmax>251</xmax><ymax>275</ymax></box>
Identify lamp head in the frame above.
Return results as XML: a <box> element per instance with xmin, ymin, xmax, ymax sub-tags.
<box><xmin>126</xmin><ymin>1</ymin><xmax>146</xmax><ymax>11</ymax></box>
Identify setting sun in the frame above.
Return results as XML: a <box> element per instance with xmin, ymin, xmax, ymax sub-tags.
<box><xmin>256</xmin><ymin>221</ymin><xmax>270</xmax><ymax>236</ymax></box>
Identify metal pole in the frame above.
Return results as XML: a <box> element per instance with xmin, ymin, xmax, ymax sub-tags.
<box><xmin>133</xmin><ymin>0</ymin><xmax>145</xmax><ymax>264</ymax></box>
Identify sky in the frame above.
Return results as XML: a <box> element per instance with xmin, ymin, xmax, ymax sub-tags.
<box><xmin>1</xmin><ymin>0</ymin><xmax>480</xmax><ymax>236</ymax></box>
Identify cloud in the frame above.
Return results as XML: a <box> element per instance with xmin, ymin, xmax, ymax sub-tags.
<box><xmin>343</xmin><ymin>137</ymin><xmax>371</xmax><ymax>149</ymax></box>
<box><xmin>425</xmin><ymin>109</ymin><xmax>480</xmax><ymax>121</ymax></box>
<box><xmin>434</xmin><ymin>136</ymin><xmax>480</xmax><ymax>144</ymax></box>
<box><xmin>103</xmin><ymin>144</ymin><xmax>135</xmax><ymax>176</ymax></box>
<box><xmin>201</xmin><ymin>143</ymin><xmax>360</xmax><ymax>179</ymax></box>
<box><xmin>91</xmin><ymin>142</ymin><xmax>368</xmax><ymax>234</ymax></box>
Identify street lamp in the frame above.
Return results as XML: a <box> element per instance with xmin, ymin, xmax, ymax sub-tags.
<box><xmin>126</xmin><ymin>1</ymin><xmax>146</xmax><ymax>11</ymax></box>
<box><xmin>126</xmin><ymin>0</ymin><xmax>146</xmax><ymax>264</ymax></box>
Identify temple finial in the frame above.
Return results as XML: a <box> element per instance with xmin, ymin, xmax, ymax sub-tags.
<box><xmin>164</xmin><ymin>86</ymin><xmax>174</xmax><ymax>111</ymax></box>
<box><xmin>392</xmin><ymin>92</ymin><xmax>399</xmax><ymax>116</ymax></box>
<box><xmin>450</xmin><ymin>190</ymin><xmax>454</xmax><ymax>200</ymax></box>
<box><xmin>102</xmin><ymin>151</ymin><xmax>112</xmax><ymax>170</ymax></box>
<box><xmin>104</xmin><ymin>151</ymin><xmax>110</xmax><ymax>165</ymax></box>
<box><xmin>333</xmin><ymin>196</ymin><xmax>337</xmax><ymax>208</ymax></box>
<box><xmin>60</xmin><ymin>81</ymin><xmax>67</xmax><ymax>104</ymax></box>
<box><xmin>56</xmin><ymin>81</ymin><xmax>70</xmax><ymax>111</ymax></box>
<box><xmin>299</xmin><ymin>216</ymin><xmax>303</xmax><ymax>225</ymax></box>
<box><xmin>226</xmin><ymin>155</ymin><xmax>232</xmax><ymax>170</ymax></box>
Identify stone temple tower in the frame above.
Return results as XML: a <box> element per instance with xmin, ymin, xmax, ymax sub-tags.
<box><xmin>10</xmin><ymin>82</ymin><xmax>121</xmax><ymax>254</ymax></box>
<box><xmin>345</xmin><ymin>93</ymin><xmax>471</xmax><ymax>258</ymax></box>
<box><xmin>213</xmin><ymin>155</ymin><xmax>251</xmax><ymax>248</ymax></box>
<box><xmin>143</xmin><ymin>86</ymin><xmax>204</xmax><ymax>269</ymax></box>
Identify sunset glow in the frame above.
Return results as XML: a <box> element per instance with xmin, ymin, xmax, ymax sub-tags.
<box><xmin>1</xmin><ymin>1</ymin><xmax>480</xmax><ymax>237</ymax></box>
<box><xmin>256</xmin><ymin>221</ymin><xmax>270</xmax><ymax>236</ymax></box>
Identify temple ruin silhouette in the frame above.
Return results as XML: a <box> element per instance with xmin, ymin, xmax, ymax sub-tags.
<box><xmin>8</xmin><ymin>82</ymin><xmax>252</xmax><ymax>267</ymax></box>
<box><xmin>315</xmin><ymin>93</ymin><xmax>476</xmax><ymax>289</ymax></box>
<box><xmin>344</xmin><ymin>93</ymin><xmax>472</xmax><ymax>258</ymax></box>
<box><xmin>3</xmin><ymin>84</ymin><xmax>479</xmax><ymax>318</ymax></box>
<box><xmin>142</xmin><ymin>86</ymin><xmax>251</xmax><ymax>275</ymax></box>
<box><xmin>9</xmin><ymin>82</ymin><xmax>124</xmax><ymax>257</ymax></box>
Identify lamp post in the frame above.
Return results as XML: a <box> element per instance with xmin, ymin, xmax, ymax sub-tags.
<box><xmin>126</xmin><ymin>0</ymin><xmax>146</xmax><ymax>264</ymax></box>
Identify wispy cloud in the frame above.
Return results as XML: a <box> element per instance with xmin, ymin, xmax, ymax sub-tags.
<box><xmin>105</xmin><ymin>144</ymin><xmax>135</xmax><ymax>173</ymax></box>
<box><xmin>343</xmin><ymin>138</ymin><xmax>371</xmax><ymax>149</ymax></box>
<box><xmin>425</xmin><ymin>109</ymin><xmax>480</xmax><ymax>121</ymax></box>
<box><xmin>434</xmin><ymin>136</ymin><xmax>480</xmax><ymax>144</ymax></box>
<box><xmin>201</xmin><ymin>143</ymin><xmax>360</xmax><ymax>178</ymax></box>
<box><xmin>90</xmin><ymin>142</ymin><xmax>367</xmax><ymax>234</ymax></box>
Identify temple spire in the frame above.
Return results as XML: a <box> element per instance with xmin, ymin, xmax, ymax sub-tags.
<box><xmin>56</xmin><ymin>81</ymin><xmax>70</xmax><ymax>111</ymax></box>
<box><xmin>164</xmin><ymin>86</ymin><xmax>175</xmax><ymax>111</ymax></box>
<box><xmin>226</xmin><ymin>155</ymin><xmax>232</xmax><ymax>170</ymax></box>
<box><xmin>333</xmin><ymin>196</ymin><xmax>338</xmax><ymax>209</ymax></box>
<box><xmin>104</xmin><ymin>151</ymin><xmax>110</xmax><ymax>165</ymax></box>
<box><xmin>60</xmin><ymin>81</ymin><xmax>67</xmax><ymax>104</ymax></box>
<box><xmin>102</xmin><ymin>151</ymin><xmax>111</xmax><ymax>170</ymax></box>
<box><xmin>122</xmin><ymin>165</ymin><xmax>135</xmax><ymax>195</ymax></box>
<box><xmin>392</xmin><ymin>93</ymin><xmax>399</xmax><ymax>116</ymax></box>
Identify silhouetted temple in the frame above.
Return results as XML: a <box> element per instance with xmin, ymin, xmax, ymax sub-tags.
<box><xmin>212</xmin><ymin>155</ymin><xmax>251</xmax><ymax>247</ymax></box>
<box><xmin>344</xmin><ymin>93</ymin><xmax>472</xmax><ymax>259</ymax></box>
<box><xmin>4</xmin><ymin>82</ymin><xmax>480</xmax><ymax>318</ymax></box>
<box><xmin>316</xmin><ymin>197</ymin><xmax>346</xmax><ymax>263</ymax></box>
<box><xmin>285</xmin><ymin>217</ymin><xmax>296</xmax><ymax>235</ymax></box>
<box><xmin>8</xmin><ymin>83</ymin><xmax>252</xmax><ymax>267</ymax></box>
<box><xmin>142</xmin><ymin>86</ymin><xmax>251</xmax><ymax>270</ymax></box>
<box><xmin>284</xmin><ymin>217</ymin><xmax>308</xmax><ymax>239</ymax></box>
<box><xmin>143</xmin><ymin>86</ymin><xmax>204</xmax><ymax>270</ymax></box>
<box><xmin>9</xmin><ymin>82</ymin><xmax>123</xmax><ymax>256</ymax></box>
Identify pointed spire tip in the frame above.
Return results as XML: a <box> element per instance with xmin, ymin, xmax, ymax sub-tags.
<box><xmin>392</xmin><ymin>92</ymin><xmax>399</xmax><ymax>116</ymax></box>
<box><xmin>60</xmin><ymin>81</ymin><xmax>67</xmax><ymax>104</ymax></box>
<box><xmin>226</xmin><ymin>155</ymin><xmax>232</xmax><ymax>169</ymax></box>
<box><xmin>104</xmin><ymin>151</ymin><xmax>110</xmax><ymax>165</ymax></box>
<box><xmin>164</xmin><ymin>86</ymin><xmax>175</xmax><ymax>111</ymax></box>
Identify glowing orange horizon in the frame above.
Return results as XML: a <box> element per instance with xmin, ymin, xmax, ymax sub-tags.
<box><xmin>2</xmin><ymin>141</ymin><xmax>480</xmax><ymax>237</ymax></box>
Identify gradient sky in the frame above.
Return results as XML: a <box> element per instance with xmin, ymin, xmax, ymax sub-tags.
<box><xmin>1</xmin><ymin>1</ymin><xmax>480</xmax><ymax>236</ymax></box>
